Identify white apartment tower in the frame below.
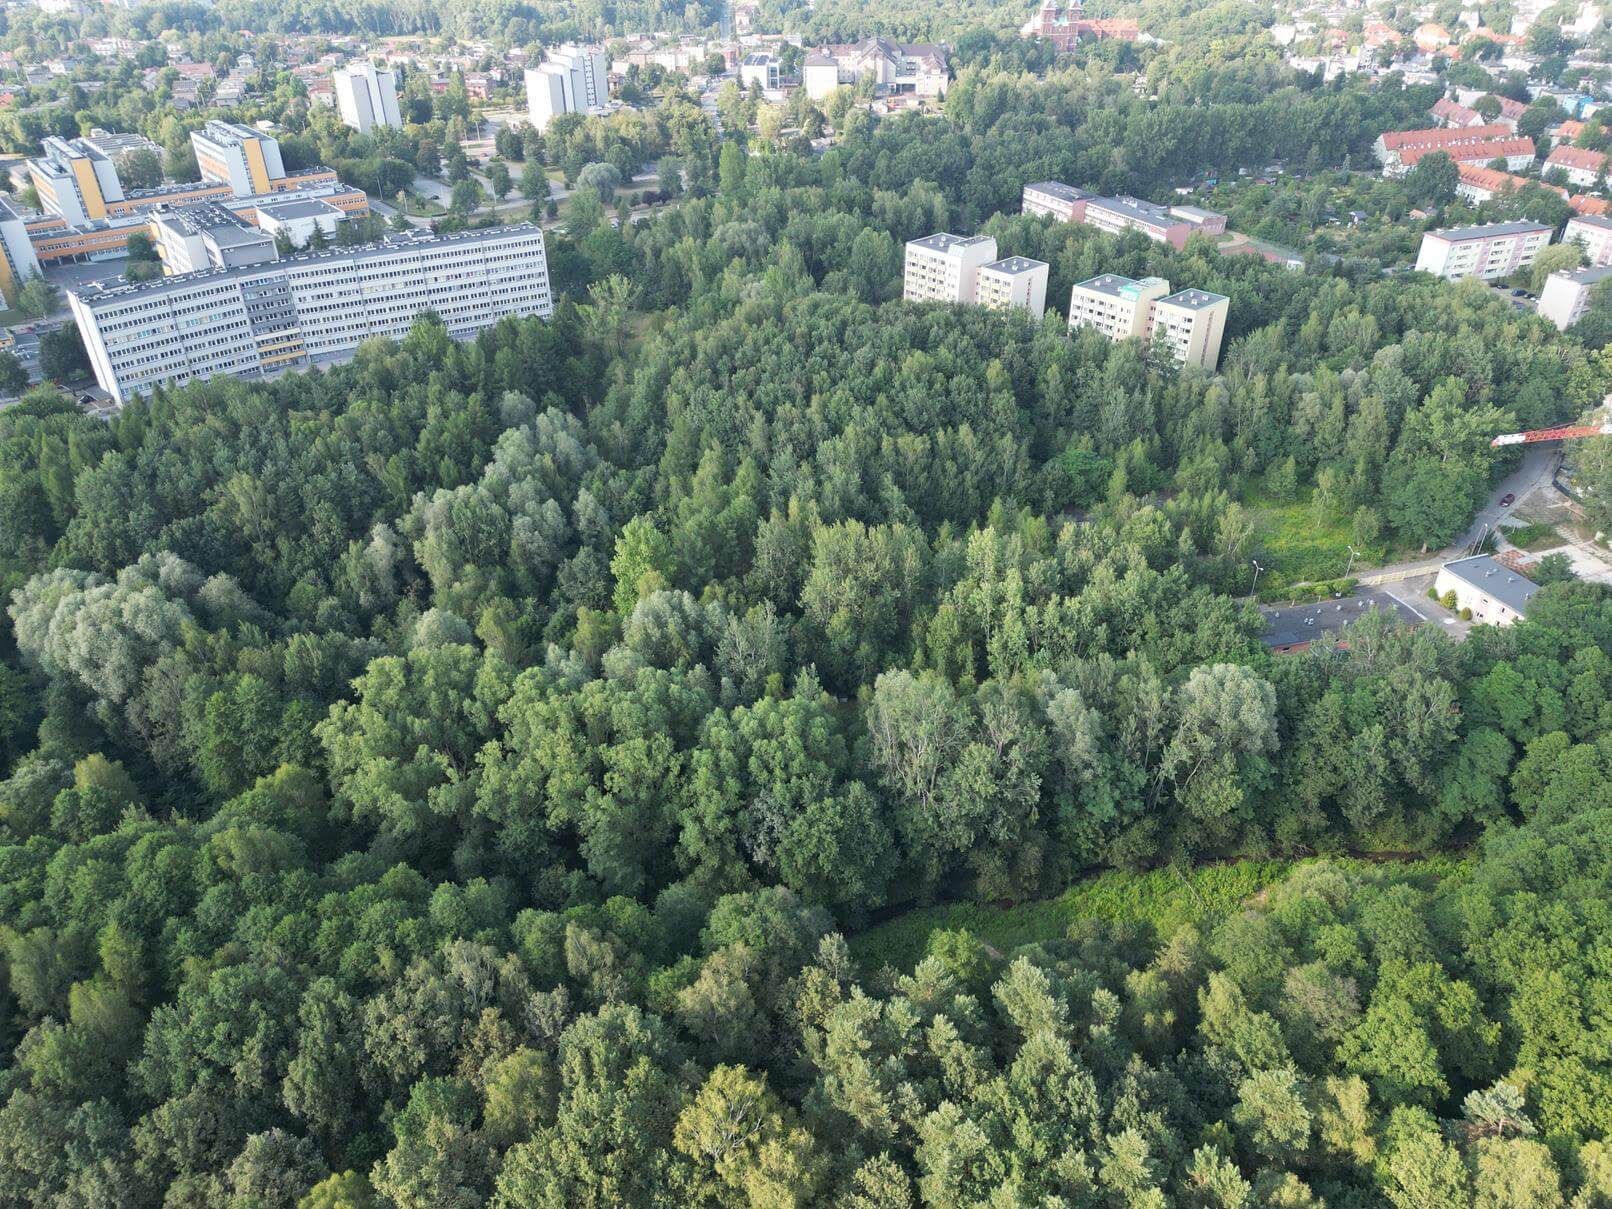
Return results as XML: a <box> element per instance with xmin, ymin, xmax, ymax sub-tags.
<box><xmin>68</xmin><ymin>226</ymin><xmax>552</xmax><ymax>404</ymax></box>
<box><xmin>525</xmin><ymin>45</ymin><xmax>610</xmax><ymax>131</ymax></box>
<box><xmin>1563</xmin><ymin>214</ymin><xmax>1612</xmax><ymax>268</ymax></box>
<box><xmin>191</xmin><ymin>121</ymin><xmax>287</xmax><ymax>197</ymax></box>
<box><xmin>333</xmin><ymin>62</ymin><xmax>403</xmax><ymax>133</ymax></box>
<box><xmin>976</xmin><ymin>256</ymin><xmax>1050</xmax><ymax>319</ymax></box>
<box><xmin>1150</xmin><ymin>289</ymin><xmax>1231</xmax><ymax>371</ymax></box>
<box><xmin>1537</xmin><ymin>264</ymin><xmax>1612</xmax><ymax>329</ymax></box>
<box><xmin>1413</xmin><ymin>221</ymin><xmax>1553</xmax><ymax>281</ymax></box>
<box><xmin>903</xmin><ymin>233</ymin><xmax>998</xmax><ymax>304</ymax></box>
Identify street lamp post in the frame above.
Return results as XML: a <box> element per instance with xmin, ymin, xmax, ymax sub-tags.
<box><xmin>1250</xmin><ymin>558</ymin><xmax>1264</xmax><ymax>599</ymax></box>
<box><xmin>1345</xmin><ymin>545</ymin><xmax>1358</xmax><ymax>578</ymax></box>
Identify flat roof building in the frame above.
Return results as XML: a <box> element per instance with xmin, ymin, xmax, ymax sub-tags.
<box><xmin>256</xmin><ymin>197</ymin><xmax>345</xmax><ymax>249</ymax></box>
<box><xmin>1022</xmin><ymin>181</ymin><xmax>1225</xmax><ymax>249</ymax></box>
<box><xmin>1537</xmin><ymin>263</ymin><xmax>1612</xmax><ymax>329</ymax></box>
<box><xmin>152</xmin><ymin>202</ymin><xmax>277</xmax><ymax>276</ymax></box>
<box><xmin>0</xmin><ymin>196</ymin><xmax>40</xmax><ymax>305</ymax></box>
<box><xmin>1564</xmin><ymin>213</ymin><xmax>1612</xmax><ymax>267</ymax></box>
<box><xmin>68</xmin><ymin>224</ymin><xmax>552</xmax><ymax>404</ymax></box>
<box><xmin>191</xmin><ymin>121</ymin><xmax>286</xmax><ymax>198</ymax></box>
<box><xmin>1434</xmin><ymin>555</ymin><xmax>1539</xmax><ymax>625</ymax></box>
<box><xmin>903</xmin><ymin>232</ymin><xmax>998</xmax><ymax>304</ymax></box>
<box><xmin>28</xmin><ymin>134</ymin><xmax>137</xmax><ymax>225</ymax></box>
<box><xmin>976</xmin><ymin>255</ymin><xmax>1049</xmax><ymax>319</ymax></box>
<box><xmin>1021</xmin><ymin>181</ymin><xmax>1093</xmax><ymax>222</ymax></box>
<box><xmin>1068</xmin><ymin>275</ymin><xmax>1229</xmax><ymax>369</ymax></box>
<box><xmin>1414</xmin><ymin>221</ymin><xmax>1553</xmax><ymax>281</ymax></box>
<box><xmin>1150</xmin><ymin>288</ymin><xmax>1230</xmax><ymax>371</ymax></box>
<box><xmin>526</xmin><ymin>44</ymin><xmax>609</xmax><ymax>131</ymax></box>
<box><xmin>1068</xmin><ymin>273</ymin><xmax>1171</xmax><ymax>342</ymax></box>
<box><xmin>333</xmin><ymin>62</ymin><xmax>403</xmax><ymax>133</ymax></box>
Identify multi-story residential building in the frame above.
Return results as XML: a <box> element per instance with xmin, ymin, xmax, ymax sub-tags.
<box><xmin>1068</xmin><ymin>274</ymin><xmax>1229</xmax><ymax>369</ymax></box>
<box><xmin>1455</xmin><ymin>162</ymin><xmax>1609</xmax><ymax>218</ymax></box>
<box><xmin>1413</xmin><ymin>221</ymin><xmax>1554</xmax><ymax>280</ymax></box>
<box><xmin>903</xmin><ymin>232</ymin><xmax>998</xmax><ymax>304</ymax></box>
<box><xmin>800</xmin><ymin>38</ymin><xmax>950</xmax><ymax>101</ymax></box>
<box><xmin>1546</xmin><ymin>143</ymin><xmax>1608</xmax><ymax>188</ymax></box>
<box><xmin>0</xmin><ymin>196</ymin><xmax>40</xmax><ymax>305</ymax></box>
<box><xmin>1067</xmin><ymin>274</ymin><xmax>1171</xmax><ymax>342</ymax></box>
<box><xmin>191</xmin><ymin>121</ymin><xmax>287</xmax><ymax>197</ymax></box>
<box><xmin>975</xmin><ymin>256</ymin><xmax>1050</xmax><ymax>319</ymax></box>
<box><xmin>1021</xmin><ymin>183</ymin><xmax>1226</xmax><ymax>249</ymax></box>
<box><xmin>333</xmin><ymin>62</ymin><xmax>403</xmax><ymax>133</ymax></box>
<box><xmin>1021</xmin><ymin>181</ymin><xmax>1093</xmax><ymax>222</ymax></box>
<box><xmin>1373</xmin><ymin>124</ymin><xmax>1536</xmax><ymax>175</ymax></box>
<box><xmin>151</xmin><ymin>203</ymin><xmax>277</xmax><ymax>275</ymax></box>
<box><xmin>1537</xmin><ymin>263</ymin><xmax>1612</xmax><ymax>328</ymax></box>
<box><xmin>68</xmin><ymin>225</ymin><xmax>552</xmax><ymax>404</ymax></box>
<box><xmin>1564</xmin><ymin>213</ymin><xmax>1612</xmax><ymax>266</ymax></box>
<box><xmin>525</xmin><ymin>44</ymin><xmax>609</xmax><ymax>131</ymax></box>
<box><xmin>1021</xmin><ymin>1</ymin><xmax>1140</xmax><ymax>49</ymax></box>
<box><xmin>1149</xmin><ymin>288</ymin><xmax>1231</xmax><ymax>370</ymax></box>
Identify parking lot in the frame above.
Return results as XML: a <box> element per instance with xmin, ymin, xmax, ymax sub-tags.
<box><xmin>1260</xmin><ymin>583</ymin><xmax>1469</xmax><ymax>652</ymax></box>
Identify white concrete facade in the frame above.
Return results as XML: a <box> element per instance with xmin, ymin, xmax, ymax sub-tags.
<box><xmin>333</xmin><ymin>62</ymin><xmax>403</xmax><ymax>133</ymax></box>
<box><xmin>1564</xmin><ymin>214</ymin><xmax>1612</xmax><ymax>267</ymax></box>
<box><xmin>68</xmin><ymin>226</ymin><xmax>552</xmax><ymax>403</ymax></box>
<box><xmin>902</xmin><ymin>232</ymin><xmax>998</xmax><ymax>304</ymax></box>
<box><xmin>1414</xmin><ymin>221</ymin><xmax>1553</xmax><ymax>281</ymax></box>
<box><xmin>525</xmin><ymin>45</ymin><xmax>609</xmax><ymax>131</ymax></box>
<box><xmin>1537</xmin><ymin>263</ymin><xmax>1612</xmax><ymax>328</ymax></box>
<box><xmin>976</xmin><ymin>256</ymin><xmax>1049</xmax><ymax>319</ymax></box>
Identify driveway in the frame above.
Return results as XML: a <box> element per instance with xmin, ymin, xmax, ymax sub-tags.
<box><xmin>1456</xmin><ymin>443</ymin><xmax>1561</xmax><ymax>555</ymax></box>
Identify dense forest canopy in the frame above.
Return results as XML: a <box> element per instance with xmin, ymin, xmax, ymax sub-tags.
<box><xmin>1</xmin><ymin>19</ymin><xmax>1612</xmax><ymax>1209</ymax></box>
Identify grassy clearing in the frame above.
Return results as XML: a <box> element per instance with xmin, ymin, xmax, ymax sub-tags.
<box><xmin>1502</xmin><ymin>522</ymin><xmax>1564</xmax><ymax>552</ymax></box>
<box><xmin>1245</xmin><ymin>485</ymin><xmax>1388</xmax><ymax>591</ymax></box>
<box><xmin>849</xmin><ymin>860</ymin><xmax>1293</xmax><ymax>974</ymax></box>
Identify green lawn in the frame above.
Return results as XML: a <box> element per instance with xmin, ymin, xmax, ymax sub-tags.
<box><xmin>1246</xmin><ymin>485</ymin><xmax>1388</xmax><ymax>591</ymax></box>
<box><xmin>1502</xmin><ymin>522</ymin><xmax>1564</xmax><ymax>552</ymax></box>
<box><xmin>848</xmin><ymin>856</ymin><xmax>1462</xmax><ymax>975</ymax></box>
<box><xmin>848</xmin><ymin>860</ymin><xmax>1293</xmax><ymax>974</ymax></box>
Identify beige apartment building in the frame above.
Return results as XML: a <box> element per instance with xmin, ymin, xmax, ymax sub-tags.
<box><xmin>975</xmin><ymin>256</ymin><xmax>1049</xmax><ymax>319</ymax></box>
<box><xmin>1068</xmin><ymin>274</ymin><xmax>1230</xmax><ymax>369</ymax></box>
<box><xmin>902</xmin><ymin>232</ymin><xmax>999</xmax><ymax>304</ymax></box>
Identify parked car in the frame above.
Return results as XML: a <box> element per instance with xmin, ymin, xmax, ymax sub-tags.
<box><xmin>1499</xmin><ymin>493</ymin><xmax>1515</xmax><ymax>507</ymax></box>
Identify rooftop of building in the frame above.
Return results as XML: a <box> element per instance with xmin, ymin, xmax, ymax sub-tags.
<box><xmin>1024</xmin><ymin>180</ymin><xmax>1092</xmax><ymax>203</ymax></box>
<box><xmin>0</xmin><ymin>196</ymin><xmax>22</xmax><ymax>223</ymax></box>
<box><xmin>983</xmin><ymin>256</ymin><xmax>1048</xmax><ymax>275</ymax></box>
<box><xmin>1169</xmin><ymin>204</ymin><xmax>1224</xmax><ymax>222</ymax></box>
<box><xmin>1568</xmin><ymin>212</ymin><xmax>1612</xmax><ymax>231</ymax></box>
<box><xmin>1431</xmin><ymin>220</ymin><xmax>1554</xmax><ymax>241</ymax></box>
<box><xmin>1074</xmin><ymin>273</ymin><xmax>1169</xmax><ymax>299</ymax></box>
<box><xmin>1549</xmin><ymin>263</ymin><xmax>1612</xmax><ymax>286</ymax></box>
<box><xmin>1158</xmin><ymin>288</ymin><xmax>1229</xmax><ymax>310</ymax></box>
<box><xmin>1440</xmin><ymin>554</ymin><xmax>1539</xmax><ymax>614</ymax></box>
<box><xmin>907</xmin><ymin>232</ymin><xmax>994</xmax><ymax>254</ymax></box>
<box><xmin>70</xmin><ymin>222</ymin><xmax>546</xmax><ymax>305</ymax></box>
<box><xmin>1085</xmin><ymin>194</ymin><xmax>1172</xmax><ymax>224</ymax></box>
<box><xmin>194</xmin><ymin>119</ymin><xmax>266</xmax><ymax>146</ymax></box>
<box><xmin>257</xmin><ymin>197</ymin><xmax>344</xmax><ymax>221</ymax></box>
<box><xmin>154</xmin><ymin>201</ymin><xmax>261</xmax><ymax>243</ymax></box>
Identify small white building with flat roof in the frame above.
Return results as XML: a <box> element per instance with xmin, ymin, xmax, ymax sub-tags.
<box><xmin>1434</xmin><ymin>555</ymin><xmax>1539</xmax><ymax>625</ymax></box>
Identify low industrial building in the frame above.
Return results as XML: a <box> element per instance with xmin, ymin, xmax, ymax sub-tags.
<box><xmin>1433</xmin><ymin>555</ymin><xmax>1539</xmax><ymax>625</ymax></box>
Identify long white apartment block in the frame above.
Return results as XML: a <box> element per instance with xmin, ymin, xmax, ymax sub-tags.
<box><xmin>976</xmin><ymin>256</ymin><xmax>1050</xmax><ymax>319</ymax></box>
<box><xmin>526</xmin><ymin>44</ymin><xmax>609</xmax><ymax>131</ymax></box>
<box><xmin>191</xmin><ymin>121</ymin><xmax>287</xmax><ymax>197</ymax></box>
<box><xmin>1414</xmin><ymin>221</ymin><xmax>1553</xmax><ymax>281</ymax></box>
<box><xmin>903</xmin><ymin>232</ymin><xmax>998</xmax><ymax>304</ymax></box>
<box><xmin>1068</xmin><ymin>274</ymin><xmax>1230</xmax><ymax>370</ymax></box>
<box><xmin>333</xmin><ymin>62</ymin><xmax>403</xmax><ymax>133</ymax></box>
<box><xmin>1537</xmin><ymin>263</ymin><xmax>1612</xmax><ymax>329</ymax></box>
<box><xmin>1564</xmin><ymin>214</ymin><xmax>1612</xmax><ymax>267</ymax></box>
<box><xmin>68</xmin><ymin>225</ymin><xmax>552</xmax><ymax>404</ymax></box>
